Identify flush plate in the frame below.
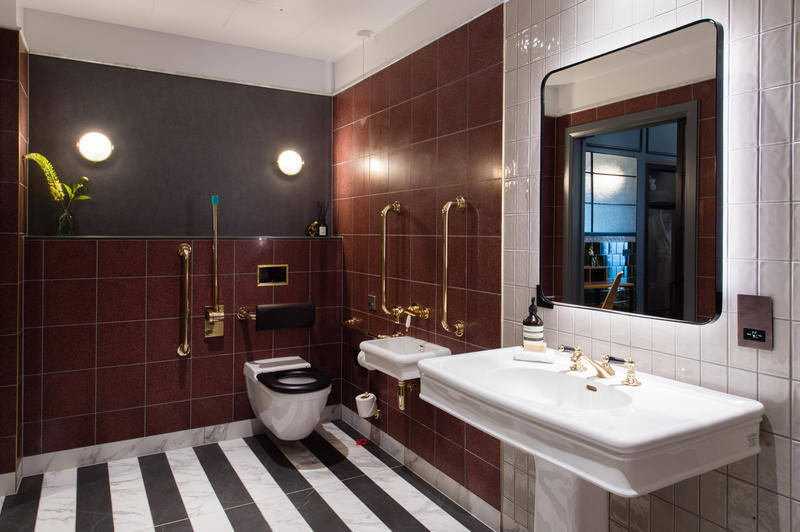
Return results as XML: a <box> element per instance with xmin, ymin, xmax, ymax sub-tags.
<box><xmin>737</xmin><ymin>294</ymin><xmax>772</xmax><ymax>350</ymax></box>
<box><xmin>257</xmin><ymin>264</ymin><xmax>288</xmax><ymax>286</ymax></box>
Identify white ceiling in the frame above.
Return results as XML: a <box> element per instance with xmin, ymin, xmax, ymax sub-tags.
<box><xmin>22</xmin><ymin>0</ymin><xmax>426</xmax><ymax>61</ymax></box>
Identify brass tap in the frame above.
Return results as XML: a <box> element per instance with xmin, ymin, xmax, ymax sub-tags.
<box><xmin>390</xmin><ymin>303</ymin><xmax>431</xmax><ymax>324</ymax></box>
<box><xmin>621</xmin><ymin>358</ymin><xmax>641</xmax><ymax>386</ymax></box>
<box><xmin>568</xmin><ymin>348</ymin><xmax>616</xmax><ymax>379</ymax></box>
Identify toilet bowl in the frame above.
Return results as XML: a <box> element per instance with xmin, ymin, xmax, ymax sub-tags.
<box><xmin>244</xmin><ymin>356</ymin><xmax>331</xmax><ymax>441</ymax></box>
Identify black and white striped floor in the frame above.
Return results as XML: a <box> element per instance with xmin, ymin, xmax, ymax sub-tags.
<box><xmin>0</xmin><ymin>420</ymin><xmax>490</xmax><ymax>532</ymax></box>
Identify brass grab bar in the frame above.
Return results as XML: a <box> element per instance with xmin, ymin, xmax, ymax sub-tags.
<box><xmin>177</xmin><ymin>242</ymin><xmax>191</xmax><ymax>356</ymax></box>
<box><xmin>380</xmin><ymin>201</ymin><xmax>402</xmax><ymax>317</ymax></box>
<box><xmin>441</xmin><ymin>196</ymin><xmax>466</xmax><ymax>337</ymax></box>
<box><xmin>204</xmin><ymin>196</ymin><xmax>224</xmax><ymax>338</ymax></box>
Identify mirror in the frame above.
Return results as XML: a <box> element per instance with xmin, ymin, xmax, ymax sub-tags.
<box><xmin>539</xmin><ymin>20</ymin><xmax>722</xmax><ymax>324</ymax></box>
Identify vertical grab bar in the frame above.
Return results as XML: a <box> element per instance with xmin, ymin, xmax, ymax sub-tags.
<box><xmin>204</xmin><ymin>195</ymin><xmax>224</xmax><ymax>337</ymax></box>
<box><xmin>212</xmin><ymin>198</ymin><xmax>219</xmax><ymax>308</ymax></box>
<box><xmin>177</xmin><ymin>242</ymin><xmax>192</xmax><ymax>356</ymax></box>
<box><xmin>441</xmin><ymin>196</ymin><xmax>466</xmax><ymax>337</ymax></box>
<box><xmin>380</xmin><ymin>201</ymin><xmax>401</xmax><ymax>317</ymax></box>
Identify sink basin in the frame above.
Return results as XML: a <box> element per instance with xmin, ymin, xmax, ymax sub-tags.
<box><xmin>358</xmin><ymin>336</ymin><xmax>451</xmax><ymax>380</ymax></box>
<box><xmin>418</xmin><ymin>346</ymin><xmax>764</xmax><ymax>498</ymax></box>
<box><xmin>486</xmin><ymin>366</ymin><xmax>633</xmax><ymax>410</ymax></box>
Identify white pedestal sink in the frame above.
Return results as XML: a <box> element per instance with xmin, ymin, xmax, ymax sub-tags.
<box><xmin>358</xmin><ymin>336</ymin><xmax>451</xmax><ymax>380</ymax></box>
<box><xmin>418</xmin><ymin>346</ymin><xmax>764</xmax><ymax>532</ymax></box>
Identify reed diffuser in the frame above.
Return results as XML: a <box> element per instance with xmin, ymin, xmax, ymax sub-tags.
<box><xmin>316</xmin><ymin>201</ymin><xmax>329</xmax><ymax>237</ymax></box>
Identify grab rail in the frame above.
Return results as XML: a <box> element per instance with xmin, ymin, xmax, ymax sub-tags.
<box><xmin>204</xmin><ymin>195</ymin><xmax>224</xmax><ymax>338</ymax></box>
<box><xmin>440</xmin><ymin>196</ymin><xmax>466</xmax><ymax>337</ymax></box>
<box><xmin>380</xmin><ymin>201</ymin><xmax>402</xmax><ymax>317</ymax></box>
<box><xmin>177</xmin><ymin>242</ymin><xmax>192</xmax><ymax>356</ymax></box>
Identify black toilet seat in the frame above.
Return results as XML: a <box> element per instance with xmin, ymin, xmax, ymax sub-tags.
<box><xmin>257</xmin><ymin>367</ymin><xmax>331</xmax><ymax>394</ymax></box>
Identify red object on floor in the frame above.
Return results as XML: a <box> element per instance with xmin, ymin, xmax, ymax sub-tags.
<box><xmin>356</xmin><ymin>438</ymin><xmax>369</xmax><ymax>446</ymax></box>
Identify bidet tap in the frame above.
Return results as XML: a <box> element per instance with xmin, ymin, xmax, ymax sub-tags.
<box><xmin>568</xmin><ymin>347</ymin><xmax>616</xmax><ymax>379</ymax></box>
<box><xmin>391</xmin><ymin>303</ymin><xmax>431</xmax><ymax>323</ymax></box>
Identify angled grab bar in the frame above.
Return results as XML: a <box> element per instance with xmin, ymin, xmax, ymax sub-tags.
<box><xmin>177</xmin><ymin>242</ymin><xmax>192</xmax><ymax>356</ymax></box>
<box><xmin>380</xmin><ymin>201</ymin><xmax>402</xmax><ymax>317</ymax></box>
<box><xmin>441</xmin><ymin>196</ymin><xmax>466</xmax><ymax>337</ymax></box>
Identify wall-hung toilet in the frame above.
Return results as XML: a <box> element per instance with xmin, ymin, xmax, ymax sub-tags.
<box><xmin>244</xmin><ymin>356</ymin><xmax>331</xmax><ymax>440</ymax></box>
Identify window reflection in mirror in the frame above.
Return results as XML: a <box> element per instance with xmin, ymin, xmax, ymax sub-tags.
<box><xmin>539</xmin><ymin>20</ymin><xmax>722</xmax><ymax>324</ymax></box>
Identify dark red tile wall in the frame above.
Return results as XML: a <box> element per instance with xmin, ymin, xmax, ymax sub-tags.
<box><xmin>542</xmin><ymin>80</ymin><xmax>717</xmax><ymax>322</ymax></box>
<box><xmin>0</xmin><ymin>29</ymin><xmax>27</xmax><ymax>475</ymax></box>
<box><xmin>332</xmin><ymin>7</ymin><xmax>503</xmax><ymax>510</ymax></box>
<box><xmin>22</xmin><ymin>237</ymin><xmax>342</xmax><ymax>455</ymax></box>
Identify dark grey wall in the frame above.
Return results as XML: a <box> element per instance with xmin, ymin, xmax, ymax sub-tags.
<box><xmin>28</xmin><ymin>55</ymin><xmax>331</xmax><ymax>236</ymax></box>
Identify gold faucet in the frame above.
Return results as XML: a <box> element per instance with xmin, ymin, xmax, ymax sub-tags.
<box><xmin>568</xmin><ymin>347</ymin><xmax>616</xmax><ymax>379</ymax></box>
<box><xmin>390</xmin><ymin>303</ymin><xmax>430</xmax><ymax>323</ymax></box>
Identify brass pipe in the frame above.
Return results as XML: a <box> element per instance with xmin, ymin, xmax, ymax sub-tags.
<box><xmin>237</xmin><ymin>306</ymin><xmax>256</xmax><ymax>321</ymax></box>
<box><xmin>177</xmin><ymin>242</ymin><xmax>192</xmax><ymax>356</ymax></box>
<box><xmin>204</xmin><ymin>196</ymin><xmax>224</xmax><ymax>337</ymax></box>
<box><xmin>440</xmin><ymin>196</ymin><xmax>466</xmax><ymax>337</ymax></box>
<box><xmin>396</xmin><ymin>380</ymin><xmax>415</xmax><ymax>411</ymax></box>
<box><xmin>342</xmin><ymin>317</ymin><xmax>405</xmax><ymax>339</ymax></box>
<box><xmin>212</xmin><ymin>201</ymin><xmax>219</xmax><ymax>307</ymax></box>
<box><xmin>380</xmin><ymin>201</ymin><xmax>401</xmax><ymax>317</ymax></box>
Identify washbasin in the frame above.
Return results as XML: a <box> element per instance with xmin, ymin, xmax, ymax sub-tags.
<box><xmin>358</xmin><ymin>336</ymin><xmax>450</xmax><ymax>380</ymax></box>
<box><xmin>485</xmin><ymin>367</ymin><xmax>632</xmax><ymax>410</ymax></box>
<box><xmin>418</xmin><ymin>346</ymin><xmax>763</xmax><ymax>532</ymax></box>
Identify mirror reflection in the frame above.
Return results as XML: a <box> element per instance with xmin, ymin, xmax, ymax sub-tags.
<box><xmin>539</xmin><ymin>20</ymin><xmax>722</xmax><ymax>324</ymax></box>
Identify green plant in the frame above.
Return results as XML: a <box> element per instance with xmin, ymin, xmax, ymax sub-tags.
<box><xmin>24</xmin><ymin>153</ymin><xmax>92</xmax><ymax>236</ymax></box>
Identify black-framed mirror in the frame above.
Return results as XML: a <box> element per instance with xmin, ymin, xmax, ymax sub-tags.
<box><xmin>538</xmin><ymin>20</ymin><xmax>723</xmax><ymax>324</ymax></box>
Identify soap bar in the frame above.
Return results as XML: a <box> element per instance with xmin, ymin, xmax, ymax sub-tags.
<box><xmin>514</xmin><ymin>349</ymin><xmax>556</xmax><ymax>363</ymax></box>
<box><xmin>524</xmin><ymin>341</ymin><xmax>547</xmax><ymax>352</ymax></box>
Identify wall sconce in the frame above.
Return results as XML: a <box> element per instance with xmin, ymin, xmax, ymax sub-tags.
<box><xmin>77</xmin><ymin>131</ymin><xmax>113</xmax><ymax>162</ymax></box>
<box><xmin>277</xmin><ymin>149</ymin><xmax>303</xmax><ymax>175</ymax></box>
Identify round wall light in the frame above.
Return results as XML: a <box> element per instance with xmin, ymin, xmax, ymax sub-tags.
<box><xmin>277</xmin><ymin>149</ymin><xmax>303</xmax><ymax>175</ymax></box>
<box><xmin>77</xmin><ymin>131</ymin><xmax>113</xmax><ymax>162</ymax></box>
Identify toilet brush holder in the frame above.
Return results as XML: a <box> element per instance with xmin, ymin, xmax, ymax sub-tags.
<box><xmin>356</xmin><ymin>392</ymin><xmax>379</xmax><ymax>419</ymax></box>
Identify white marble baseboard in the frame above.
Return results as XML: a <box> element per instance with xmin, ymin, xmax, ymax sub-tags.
<box><xmin>20</xmin><ymin>418</ymin><xmax>266</xmax><ymax>483</ymax></box>
<box><xmin>0</xmin><ymin>471</ymin><xmax>16</xmax><ymax>497</ymax></box>
<box><xmin>17</xmin><ymin>405</ymin><xmax>343</xmax><ymax>487</ymax></box>
<box><xmin>341</xmin><ymin>406</ymin><xmax>501</xmax><ymax>531</ymax></box>
<box><xmin>18</xmin><ymin>405</ymin><xmax>343</xmax><ymax>486</ymax></box>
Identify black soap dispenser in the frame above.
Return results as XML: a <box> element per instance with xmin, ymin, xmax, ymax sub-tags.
<box><xmin>522</xmin><ymin>297</ymin><xmax>546</xmax><ymax>352</ymax></box>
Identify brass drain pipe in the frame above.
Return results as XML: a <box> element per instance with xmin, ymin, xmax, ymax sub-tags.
<box><xmin>396</xmin><ymin>380</ymin><xmax>415</xmax><ymax>411</ymax></box>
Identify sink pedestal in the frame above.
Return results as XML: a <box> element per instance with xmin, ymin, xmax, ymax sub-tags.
<box><xmin>533</xmin><ymin>458</ymin><xmax>608</xmax><ymax>532</ymax></box>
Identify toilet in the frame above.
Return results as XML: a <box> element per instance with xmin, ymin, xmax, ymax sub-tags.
<box><xmin>244</xmin><ymin>356</ymin><xmax>331</xmax><ymax>441</ymax></box>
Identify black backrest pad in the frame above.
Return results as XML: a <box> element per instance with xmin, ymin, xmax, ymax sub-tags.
<box><xmin>255</xmin><ymin>303</ymin><xmax>316</xmax><ymax>331</ymax></box>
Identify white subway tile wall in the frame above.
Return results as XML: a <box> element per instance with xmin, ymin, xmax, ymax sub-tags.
<box><xmin>501</xmin><ymin>0</ymin><xmax>798</xmax><ymax>530</ymax></box>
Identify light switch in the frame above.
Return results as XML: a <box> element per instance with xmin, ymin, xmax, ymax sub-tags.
<box><xmin>737</xmin><ymin>295</ymin><xmax>772</xmax><ymax>350</ymax></box>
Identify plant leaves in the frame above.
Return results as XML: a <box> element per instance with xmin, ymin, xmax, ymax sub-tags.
<box><xmin>75</xmin><ymin>195</ymin><xmax>92</xmax><ymax>200</ymax></box>
<box><xmin>62</xmin><ymin>183</ymin><xmax>74</xmax><ymax>199</ymax></box>
<box><xmin>24</xmin><ymin>153</ymin><xmax>65</xmax><ymax>202</ymax></box>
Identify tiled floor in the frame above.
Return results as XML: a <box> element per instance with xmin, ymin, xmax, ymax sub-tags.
<box><xmin>0</xmin><ymin>420</ymin><xmax>490</xmax><ymax>531</ymax></box>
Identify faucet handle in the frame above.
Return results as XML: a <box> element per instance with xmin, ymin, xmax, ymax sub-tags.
<box><xmin>568</xmin><ymin>348</ymin><xmax>586</xmax><ymax>372</ymax></box>
<box><xmin>621</xmin><ymin>358</ymin><xmax>642</xmax><ymax>387</ymax></box>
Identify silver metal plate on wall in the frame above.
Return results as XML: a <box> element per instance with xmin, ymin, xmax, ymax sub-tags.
<box><xmin>737</xmin><ymin>294</ymin><xmax>772</xmax><ymax>350</ymax></box>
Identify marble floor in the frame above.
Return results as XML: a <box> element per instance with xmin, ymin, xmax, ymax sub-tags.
<box><xmin>0</xmin><ymin>420</ymin><xmax>490</xmax><ymax>532</ymax></box>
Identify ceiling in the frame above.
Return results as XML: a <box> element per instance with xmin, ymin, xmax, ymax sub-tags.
<box><xmin>22</xmin><ymin>0</ymin><xmax>426</xmax><ymax>61</ymax></box>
